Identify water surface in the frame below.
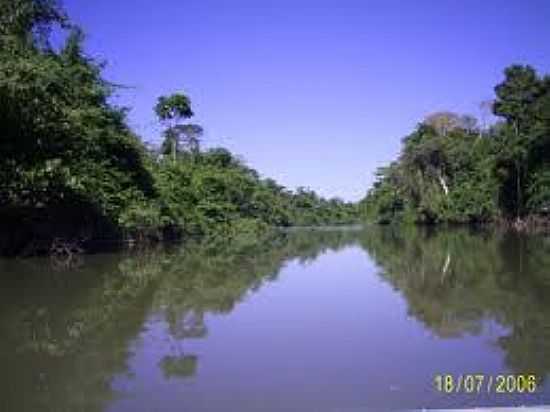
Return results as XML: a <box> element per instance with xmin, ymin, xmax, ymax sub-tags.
<box><xmin>1</xmin><ymin>227</ymin><xmax>550</xmax><ymax>411</ymax></box>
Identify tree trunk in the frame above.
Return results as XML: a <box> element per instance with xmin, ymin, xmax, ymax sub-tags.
<box><xmin>437</xmin><ymin>172</ymin><xmax>449</xmax><ymax>196</ymax></box>
<box><xmin>516</xmin><ymin>161</ymin><xmax>521</xmax><ymax>219</ymax></box>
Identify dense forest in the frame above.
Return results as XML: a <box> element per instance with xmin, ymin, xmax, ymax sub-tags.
<box><xmin>2</xmin><ymin>1</ymin><xmax>549</xmax><ymax>258</ymax></box>
<box><xmin>360</xmin><ymin>65</ymin><xmax>550</xmax><ymax>227</ymax></box>
<box><xmin>0</xmin><ymin>0</ymin><xmax>358</xmax><ymax>256</ymax></box>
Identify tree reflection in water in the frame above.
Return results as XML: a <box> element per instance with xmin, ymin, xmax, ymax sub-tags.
<box><xmin>1</xmin><ymin>226</ymin><xmax>550</xmax><ymax>411</ymax></box>
<box><xmin>0</xmin><ymin>229</ymin><xmax>359</xmax><ymax>411</ymax></box>
<box><xmin>360</xmin><ymin>226</ymin><xmax>550</xmax><ymax>377</ymax></box>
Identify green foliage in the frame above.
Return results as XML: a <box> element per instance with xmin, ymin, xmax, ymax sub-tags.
<box><xmin>0</xmin><ymin>0</ymin><xmax>68</xmax><ymax>50</ymax></box>
<box><xmin>151</xmin><ymin>148</ymin><xmax>358</xmax><ymax>238</ymax></box>
<box><xmin>154</xmin><ymin>93</ymin><xmax>194</xmax><ymax>121</ymax></box>
<box><xmin>362</xmin><ymin>64</ymin><xmax>550</xmax><ymax>225</ymax></box>
<box><xmin>161</xmin><ymin>123</ymin><xmax>203</xmax><ymax>156</ymax></box>
<box><xmin>526</xmin><ymin>166</ymin><xmax>550</xmax><ymax>213</ymax></box>
<box><xmin>0</xmin><ymin>6</ymin><xmax>158</xmax><ymax>249</ymax></box>
<box><xmin>0</xmin><ymin>1</ymin><xmax>359</xmax><ymax>255</ymax></box>
<box><xmin>155</xmin><ymin>93</ymin><xmax>198</xmax><ymax>162</ymax></box>
<box><xmin>493</xmin><ymin>65</ymin><xmax>541</xmax><ymax>133</ymax></box>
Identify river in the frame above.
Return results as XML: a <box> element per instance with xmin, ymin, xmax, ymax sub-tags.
<box><xmin>1</xmin><ymin>226</ymin><xmax>549</xmax><ymax>411</ymax></box>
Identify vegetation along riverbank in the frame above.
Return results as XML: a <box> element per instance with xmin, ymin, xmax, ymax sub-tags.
<box><xmin>0</xmin><ymin>0</ymin><xmax>358</xmax><ymax>257</ymax></box>
<box><xmin>358</xmin><ymin>65</ymin><xmax>550</xmax><ymax>228</ymax></box>
<box><xmin>2</xmin><ymin>1</ymin><xmax>549</xmax><ymax>257</ymax></box>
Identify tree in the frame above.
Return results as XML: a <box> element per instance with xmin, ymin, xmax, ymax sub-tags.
<box><xmin>178</xmin><ymin>124</ymin><xmax>203</xmax><ymax>154</ymax></box>
<box><xmin>459</xmin><ymin>115</ymin><xmax>479</xmax><ymax>134</ymax></box>
<box><xmin>494</xmin><ymin>65</ymin><xmax>541</xmax><ymax>136</ymax></box>
<box><xmin>493</xmin><ymin>65</ymin><xmax>544</xmax><ymax>218</ymax></box>
<box><xmin>362</xmin><ymin>64</ymin><xmax>550</xmax><ymax>226</ymax></box>
<box><xmin>0</xmin><ymin>0</ymin><xmax>69</xmax><ymax>50</ymax></box>
<box><xmin>0</xmin><ymin>0</ymin><xmax>161</xmax><ymax>254</ymax></box>
<box><xmin>0</xmin><ymin>0</ymin><xmax>361</xmax><ymax>256</ymax></box>
<box><xmin>153</xmin><ymin>94</ymin><xmax>207</xmax><ymax>165</ymax></box>
<box><xmin>161</xmin><ymin>124</ymin><xmax>203</xmax><ymax>158</ymax></box>
<box><xmin>424</xmin><ymin>112</ymin><xmax>462</xmax><ymax>137</ymax></box>
<box><xmin>478</xmin><ymin>99</ymin><xmax>494</xmax><ymax>137</ymax></box>
<box><xmin>154</xmin><ymin>94</ymin><xmax>194</xmax><ymax>121</ymax></box>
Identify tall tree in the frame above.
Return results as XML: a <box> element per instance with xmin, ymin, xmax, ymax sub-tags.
<box><xmin>155</xmin><ymin>93</ymin><xmax>196</xmax><ymax>162</ymax></box>
<box><xmin>493</xmin><ymin>65</ymin><xmax>543</xmax><ymax>218</ymax></box>
<box><xmin>161</xmin><ymin>124</ymin><xmax>204</xmax><ymax>159</ymax></box>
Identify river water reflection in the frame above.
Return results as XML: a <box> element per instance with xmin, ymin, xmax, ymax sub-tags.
<box><xmin>1</xmin><ymin>226</ymin><xmax>550</xmax><ymax>411</ymax></box>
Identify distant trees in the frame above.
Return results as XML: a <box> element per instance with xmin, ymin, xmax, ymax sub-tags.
<box><xmin>0</xmin><ymin>0</ymin><xmax>359</xmax><ymax>256</ymax></box>
<box><xmin>478</xmin><ymin>100</ymin><xmax>494</xmax><ymax>137</ymax></box>
<box><xmin>362</xmin><ymin>64</ymin><xmax>550</xmax><ymax>225</ymax></box>
<box><xmin>424</xmin><ymin>112</ymin><xmax>480</xmax><ymax>137</ymax></box>
<box><xmin>424</xmin><ymin>112</ymin><xmax>462</xmax><ymax>137</ymax></box>
<box><xmin>154</xmin><ymin>93</ymin><xmax>199</xmax><ymax>161</ymax></box>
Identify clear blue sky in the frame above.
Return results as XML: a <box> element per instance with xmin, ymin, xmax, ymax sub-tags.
<box><xmin>65</xmin><ymin>0</ymin><xmax>550</xmax><ymax>201</ymax></box>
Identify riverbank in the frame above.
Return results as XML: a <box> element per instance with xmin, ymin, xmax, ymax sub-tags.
<box><xmin>0</xmin><ymin>203</ymin><xmax>362</xmax><ymax>258</ymax></box>
<box><xmin>374</xmin><ymin>215</ymin><xmax>550</xmax><ymax>236</ymax></box>
<box><xmin>1</xmin><ymin>1</ymin><xmax>359</xmax><ymax>260</ymax></box>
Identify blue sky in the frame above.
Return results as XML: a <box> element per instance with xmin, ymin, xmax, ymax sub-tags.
<box><xmin>65</xmin><ymin>0</ymin><xmax>550</xmax><ymax>201</ymax></box>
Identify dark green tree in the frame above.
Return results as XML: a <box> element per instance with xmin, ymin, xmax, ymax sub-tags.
<box><xmin>155</xmin><ymin>93</ymin><xmax>195</xmax><ymax>162</ymax></box>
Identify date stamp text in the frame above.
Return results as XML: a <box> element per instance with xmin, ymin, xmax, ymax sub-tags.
<box><xmin>434</xmin><ymin>374</ymin><xmax>539</xmax><ymax>394</ymax></box>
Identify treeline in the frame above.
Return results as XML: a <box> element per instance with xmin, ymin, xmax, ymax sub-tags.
<box><xmin>360</xmin><ymin>65</ymin><xmax>550</xmax><ymax>227</ymax></box>
<box><xmin>0</xmin><ymin>0</ymin><xmax>357</xmax><ymax>256</ymax></box>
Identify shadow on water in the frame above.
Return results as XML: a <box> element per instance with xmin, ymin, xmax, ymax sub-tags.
<box><xmin>1</xmin><ymin>226</ymin><xmax>550</xmax><ymax>410</ymax></box>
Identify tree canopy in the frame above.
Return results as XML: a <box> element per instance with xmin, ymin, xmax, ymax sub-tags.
<box><xmin>361</xmin><ymin>64</ymin><xmax>550</xmax><ymax>226</ymax></box>
<box><xmin>0</xmin><ymin>0</ymin><xmax>358</xmax><ymax>256</ymax></box>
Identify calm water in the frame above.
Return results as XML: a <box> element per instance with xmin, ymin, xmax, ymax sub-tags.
<box><xmin>1</xmin><ymin>227</ymin><xmax>550</xmax><ymax>411</ymax></box>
